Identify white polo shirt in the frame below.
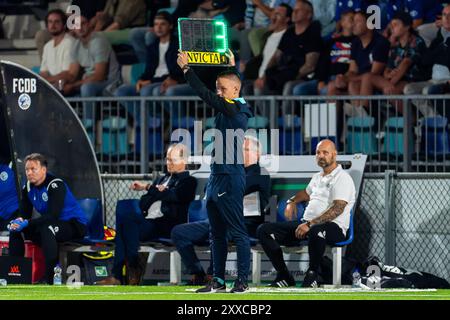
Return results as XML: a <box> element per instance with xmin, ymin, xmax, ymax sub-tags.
<box><xmin>303</xmin><ymin>164</ymin><xmax>356</xmax><ymax>235</ymax></box>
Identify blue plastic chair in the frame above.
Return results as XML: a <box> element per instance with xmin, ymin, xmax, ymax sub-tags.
<box><xmin>346</xmin><ymin>117</ymin><xmax>377</xmax><ymax>154</ymax></box>
<box><xmin>421</xmin><ymin>116</ymin><xmax>450</xmax><ymax>156</ymax></box>
<box><xmin>130</xmin><ymin>63</ymin><xmax>146</xmax><ymax>86</ymax></box>
<box><xmin>81</xmin><ymin>118</ymin><xmax>95</xmax><ymax>145</ymax></box>
<box><xmin>383</xmin><ymin>117</ymin><xmax>413</xmax><ymax>156</ymax></box>
<box><xmin>135</xmin><ymin>116</ymin><xmax>164</xmax><ymax>157</ymax></box>
<box><xmin>77</xmin><ymin>198</ymin><xmax>103</xmax><ymax>241</ymax></box>
<box><xmin>102</xmin><ymin>117</ymin><xmax>129</xmax><ymax>156</ymax></box>
<box><xmin>330</xmin><ymin>208</ymin><xmax>355</xmax><ymax>286</ymax></box>
<box><xmin>278</xmin><ymin>115</ymin><xmax>303</xmax><ymax>155</ymax></box>
<box><xmin>187</xmin><ymin>199</ymin><xmax>208</xmax><ymax>223</ymax></box>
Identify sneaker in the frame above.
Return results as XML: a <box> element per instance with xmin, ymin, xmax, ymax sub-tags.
<box><xmin>196</xmin><ymin>277</ymin><xmax>227</xmax><ymax>293</ymax></box>
<box><xmin>230</xmin><ymin>279</ymin><xmax>249</xmax><ymax>293</ymax></box>
<box><xmin>268</xmin><ymin>273</ymin><xmax>296</xmax><ymax>288</ymax></box>
<box><xmin>302</xmin><ymin>270</ymin><xmax>319</xmax><ymax>288</ymax></box>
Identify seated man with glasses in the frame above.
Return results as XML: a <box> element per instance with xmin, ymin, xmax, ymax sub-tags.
<box><xmin>96</xmin><ymin>143</ymin><xmax>197</xmax><ymax>285</ymax></box>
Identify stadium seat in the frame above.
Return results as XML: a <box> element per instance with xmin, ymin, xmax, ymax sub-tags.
<box><xmin>130</xmin><ymin>63</ymin><xmax>146</xmax><ymax>86</ymax></box>
<box><xmin>77</xmin><ymin>198</ymin><xmax>104</xmax><ymax>241</ymax></box>
<box><xmin>31</xmin><ymin>66</ymin><xmax>40</xmax><ymax>75</ymax></box>
<box><xmin>278</xmin><ymin>115</ymin><xmax>303</xmax><ymax>155</ymax></box>
<box><xmin>172</xmin><ymin>116</ymin><xmax>196</xmax><ymax>150</ymax></box>
<box><xmin>81</xmin><ymin>118</ymin><xmax>95</xmax><ymax>145</ymax></box>
<box><xmin>248</xmin><ymin>116</ymin><xmax>269</xmax><ymax>129</ymax></box>
<box><xmin>102</xmin><ymin>116</ymin><xmax>130</xmax><ymax>156</ymax></box>
<box><xmin>329</xmin><ymin>208</ymin><xmax>355</xmax><ymax>286</ymax></box>
<box><xmin>383</xmin><ymin>117</ymin><xmax>413</xmax><ymax>156</ymax></box>
<box><xmin>420</xmin><ymin>116</ymin><xmax>450</xmax><ymax>156</ymax></box>
<box><xmin>135</xmin><ymin>116</ymin><xmax>164</xmax><ymax>157</ymax></box>
<box><xmin>157</xmin><ymin>7</ymin><xmax>176</xmax><ymax>14</ymax></box>
<box><xmin>346</xmin><ymin>117</ymin><xmax>377</xmax><ymax>155</ymax></box>
<box><xmin>187</xmin><ymin>199</ymin><xmax>208</xmax><ymax>223</ymax></box>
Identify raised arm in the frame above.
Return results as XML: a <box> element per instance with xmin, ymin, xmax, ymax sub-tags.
<box><xmin>177</xmin><ymin>50</ymin><xmax>240</xmax><ymax>116</ymax></box>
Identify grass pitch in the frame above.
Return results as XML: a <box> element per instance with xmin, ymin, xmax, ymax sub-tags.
<box><xmin>0</xmin><ymin>285</ymin><xmax>449</xmax><ymax>300</ymax></box>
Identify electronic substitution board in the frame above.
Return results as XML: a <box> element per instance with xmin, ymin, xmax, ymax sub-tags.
<box><xmin>178</xmin><ymin>18</ymin><xmax>229</xmax><ymax>66</ymax></box>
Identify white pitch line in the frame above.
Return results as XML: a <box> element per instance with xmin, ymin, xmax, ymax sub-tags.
<box><xmin>0</xmin><ymin>291</ymin><xmax>448</xmax><ymax>299</ymax></box>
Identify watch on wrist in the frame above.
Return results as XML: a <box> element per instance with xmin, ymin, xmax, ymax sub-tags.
<box><xmin>286</xmin><ymin>196</ymin><xmax>296</xmax><ymax>204</ymax></box>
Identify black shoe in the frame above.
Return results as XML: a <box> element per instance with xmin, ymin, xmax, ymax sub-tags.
<box><xmin>302</xmin><ymin>270</ymin><xmax>319</xmax><ymax>288</ymax></box>
<box><xmin>230</xmin><ymin>279</ymin><xmax>249</xmax><ymax>293</ymax></box>
<box><xmin>268</xmin><ymin>273</ymin><xmax>296</xmax><ymax>288</ymax></box>
<box><xmin>196</xmin><ymin>277</ymin><xmax>226</xmax><ymax>293</ymax></box>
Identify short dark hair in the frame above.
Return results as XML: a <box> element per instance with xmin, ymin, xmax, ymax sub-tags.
<box><xmin>154</xmin><ymin>10</ymin><xmax>173</xmax><ymax>25</ymax></box>
<box><xmin>45</xmin><ymin>9</ymin><xmax>67</xmax><ymax>28</ymax></box>
<box><xmin>279</xmin><ymin>3</ymin><xmax>293</xmax><ymax>21</ymax></box>
<box><xmin>299</xmin><ymin>0</ymin><xmax>314</xmax><ymax>20</ymax></box>
<box><xmin>353</xmin><ymin>9</ymin><xmax>371</xmax><ymax>21</ymax></box>
<box><xmin>393</xmin><ymin>11</ymin><xmax>413</xmax><ymax>27</ymax></box>
<box><xmin>217</xmin><ymin>69</ymin><xmax>242</xmax><ymax>84</ymax></box>
<box><xmin>340</xmin><ymin>9</ymin><xmax>355</xmax><ymax>19</ymax></box>
<box><xmin>24</xmin><ymin>153</ymin><xmax>48</xmax><ymax>168</ymax></box>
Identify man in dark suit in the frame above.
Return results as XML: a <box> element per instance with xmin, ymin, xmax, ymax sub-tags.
<box><xmin>96</xmin><ymin>143</ymin><xmax>197</xmax><ymax>285</ymax></box>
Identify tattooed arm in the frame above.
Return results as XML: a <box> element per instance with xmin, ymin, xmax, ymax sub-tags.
<box><xmin>310</xmin><ymin>200</ymin><xmax>348</xmax><ymax>226</ymax></box>
<box><xmin>295</xmin><ymin>199</ymin><xmax>348</xmax><ymax>239</ymax></box>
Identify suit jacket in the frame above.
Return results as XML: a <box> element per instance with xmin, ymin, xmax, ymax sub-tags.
<box><xmin>139</xmin><ymin>171</ymin><xmax>197</xmax><ymax>233</ymax></box>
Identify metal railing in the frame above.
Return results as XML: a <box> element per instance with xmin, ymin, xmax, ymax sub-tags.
<box><xmin>67</xmin><ymin>95</ymin><xmax>450</xmax><ymax>173</ymax></box>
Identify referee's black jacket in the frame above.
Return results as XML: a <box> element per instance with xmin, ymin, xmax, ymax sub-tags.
<box><xmin>184</xmin><ymin>68</ymin><xmax>253</xmax><ymax>176</ymax></box>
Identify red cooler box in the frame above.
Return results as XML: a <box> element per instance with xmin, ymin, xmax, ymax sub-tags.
<box><xmin>0</xmin><ymin>237</ymin><xmax>46</xmax><ymax>283</ymax></box>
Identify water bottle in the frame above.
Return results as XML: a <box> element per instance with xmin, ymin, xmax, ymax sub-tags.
<box><xmin>352</xmin><ymin>269</ymin><xmax>361</xmax><ymax>288</ymax></box>
<box><xmin>0</xmin><ymin>279</ymin><xmax>7</xmax><ymax>286</ymax></box>
<box><xmin>53</xmin><ymin>264</ymin><xmax>62</xmax><ymax>286</ymax></box>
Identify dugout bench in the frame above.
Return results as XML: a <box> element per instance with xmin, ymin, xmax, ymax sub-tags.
<box><xmin>59</xmin><ymin>154</ymin><xmax>366</xmax><ymax>286</ymax></box>
<box><xmin>158</xmin><ymin>154</ymin><xmax>366</xmax><ymax>286</ymax></box>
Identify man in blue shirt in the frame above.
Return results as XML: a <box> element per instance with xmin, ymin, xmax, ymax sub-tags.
<box><xmin>0</xmin><ymin>160</ymin><xmax>19</xmax><ymax>231</ymax></box>
<box><xmin>8</xmin><ymin>153</ymin><xmax>88</xmax><ymax>284</ymax></box>
<box><xmin>177</xmin><ymin>50</ymin><xmax>253</xmax><ymax>293</ymax></box>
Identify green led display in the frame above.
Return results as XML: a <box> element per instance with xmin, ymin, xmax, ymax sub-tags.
<box><xmin>178</xmin><ymin>18</ymin><xmax>228</xmax><ymax>54</ymax></box>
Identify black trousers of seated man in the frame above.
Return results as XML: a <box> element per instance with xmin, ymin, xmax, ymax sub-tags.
<box><xmin>257</xmin><ymin>221</ymin><xmax>346</xmax><ymax>276</ymax></box>
<box><xmin>9</xmin><ymin>218</ymin><xmax>86</xmax><ymax>284</ymax></box>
